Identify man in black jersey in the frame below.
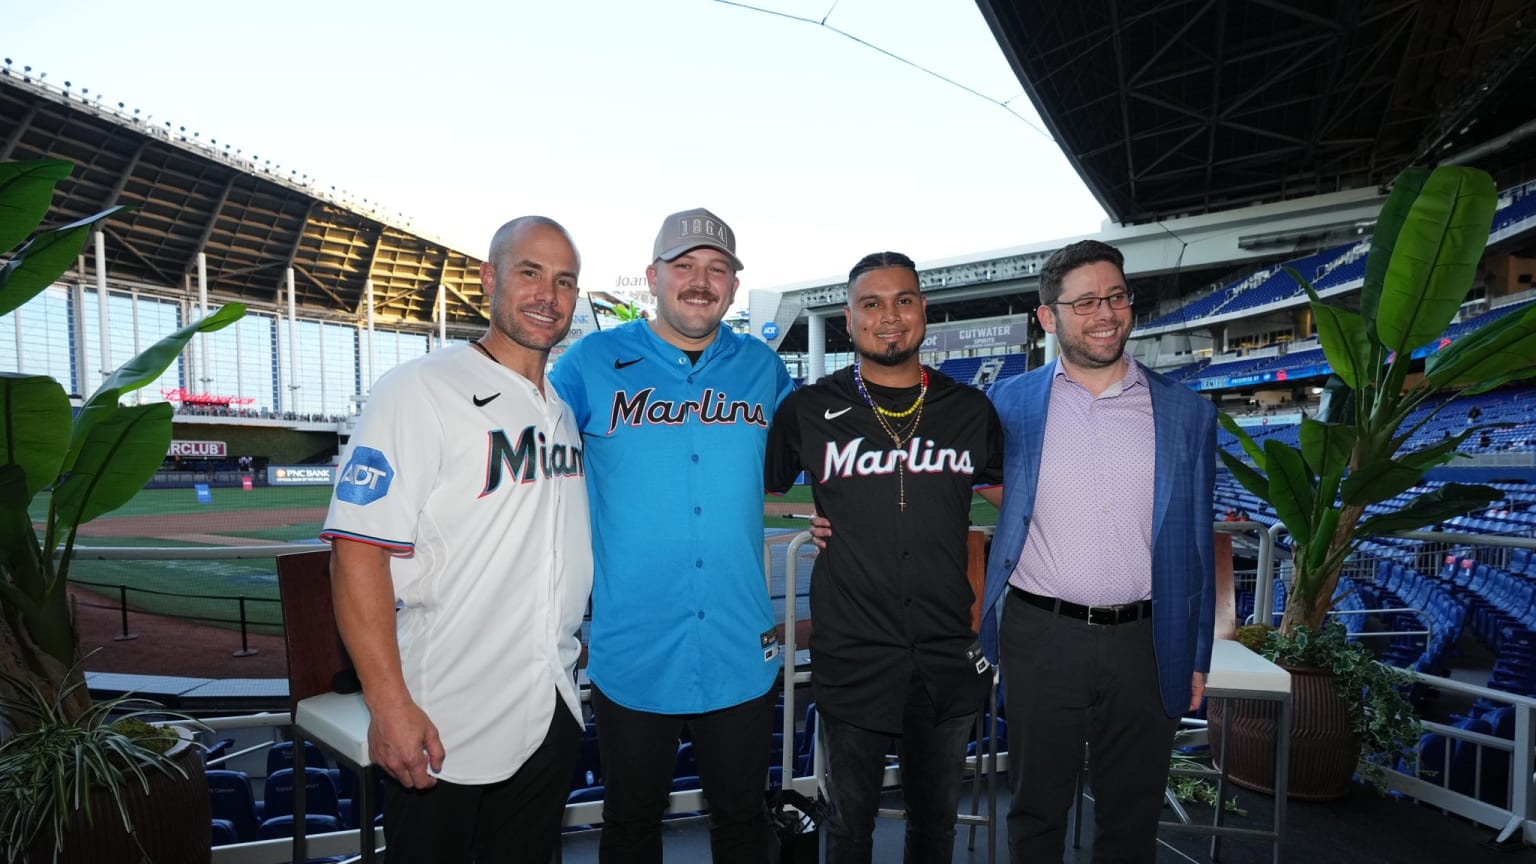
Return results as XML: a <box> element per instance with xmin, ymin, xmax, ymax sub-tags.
<box><xmin>766</xmin><ymin>251</ymin><xmax>1004</xmax><ymax>864</ymax></box>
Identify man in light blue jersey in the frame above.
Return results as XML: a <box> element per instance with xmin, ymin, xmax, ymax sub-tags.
<box><xmin>550</xmin><ymin>208</ymin><xmax>793</xmax><ymax>863</ymax></box>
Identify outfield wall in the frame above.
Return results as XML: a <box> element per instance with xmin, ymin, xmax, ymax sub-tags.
<box><xmin>170</xmin><ymin>422</ymin><xmax>340</xmax><ymax>465</ymax></box>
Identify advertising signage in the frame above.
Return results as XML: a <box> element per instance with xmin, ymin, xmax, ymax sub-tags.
<box><xmin>168</xmin><ymin>440</ymin><xmax>227</xmax><ymax>458</ymax></box>
<box><xmin>919</xmin><ymin>316</ymin><xmax>1028</xmax><ymax>353</ymax></box>
<box><xmin>267</xmin><ymin>465</ymin><xmax>338</xmax><ymax>486</ymax></box>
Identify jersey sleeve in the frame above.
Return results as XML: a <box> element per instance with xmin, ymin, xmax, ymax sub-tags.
<box><xmin>975</xmin><ymin>397</ymin><xmax>1006</xmax><ymax>489</ymax></box>
<box><xmin>764</xmin><ymin>390</ymin><xmax>805</xmax><ymax>494</ymax></box>
<box><xmin>770</xmin><ymin>355</ymin><xmax>795</xmax><ymax>412</ymax></box>
<box><xmin>548</xmin><ymin>345</ymin><xmax>590</xmax><ymax>428</ymax></box>
<box><xmin>319</xmin><ymin>364</ymin><xmax>442</xmax><ymax>554</ymax></box>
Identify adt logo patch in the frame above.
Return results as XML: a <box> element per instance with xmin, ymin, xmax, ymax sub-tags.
<box><xmin>337</xmin><ymin>446</ymin><xmax>395</xmax><ymax>505</ymax></box>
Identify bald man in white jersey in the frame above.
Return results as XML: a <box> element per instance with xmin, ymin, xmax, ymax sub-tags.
<box><xmin>322</xmin><ymin>216</ymin><xmax>593</xmax><ymax>863</ymax></box>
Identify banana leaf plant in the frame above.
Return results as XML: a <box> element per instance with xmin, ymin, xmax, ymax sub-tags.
<box><xmin>0</xmin><ymin>159</ymin><xmax>245</xmax><ymax>728</ymax></box>
<box><xmin>1221</xmin><ymin>165</ymin><xmax>1536</xmax><ymax>636</ymax></box>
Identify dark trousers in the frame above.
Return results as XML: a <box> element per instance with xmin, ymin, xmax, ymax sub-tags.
<box><xmin>590</xmin><ymin>684</ymin><xmax>775</xmax><ymax>863</ymax></box>
<box><xmin>1001</xmin><ymin>591</ymin><xmax>1179</xmax><ymax>864</ymax></box>
<box><xmin>818</xmin><ymin>682</ymin><xmax>976</xmax><ymax>864</ymax></box>
<box><xmin>381</xmin><ymin>690</ymin><xmax>580</xmax><ymax>864</ymax></box>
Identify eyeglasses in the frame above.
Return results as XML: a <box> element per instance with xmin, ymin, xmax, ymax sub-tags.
<box><xmin>1049</xmin><ymin>291</ymin><xmax>1134</xmax><ymax>316</ymax></box>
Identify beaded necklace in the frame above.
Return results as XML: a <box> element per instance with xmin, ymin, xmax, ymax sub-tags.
<box><xmin>852</xmin><ymin>362</ymin><xmax>928</xmax><ymax>511</ymax></box>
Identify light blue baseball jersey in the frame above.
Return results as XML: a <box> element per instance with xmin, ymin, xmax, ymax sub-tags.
<box><xmin>550</xmin><ymin>321</ymin><xmax>794</xmax><ymax>714</ymax></box>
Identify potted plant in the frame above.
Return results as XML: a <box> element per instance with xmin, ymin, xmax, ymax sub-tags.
<box><xmin>0</xmin><ymin>158</ymin><xmax>245</xmax><ymax>860</ymax></box>
<box><xmin>1</xmin><ymin>666</ymin><xmax>210</xmax><ymax>863</ymax></box>
<box><xmin>1214</xmin><ymin>164</ymin><xmax>1536</xmax><ymax>798</ymax></box>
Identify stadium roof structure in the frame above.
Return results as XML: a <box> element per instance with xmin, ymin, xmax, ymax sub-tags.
<box><xmin>976</xmin><ymin>0</ymin><xmax>1536</xmax><ymax>224</ymax></box>
<box><xmin>0</xmin><ymin>66</ymin><xmax>488</xmax><ymax>333</ymax></box>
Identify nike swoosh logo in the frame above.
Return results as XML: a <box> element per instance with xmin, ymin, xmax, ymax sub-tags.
<box><xmin>824</xmin><ymin>407</ymin><xmax>852</xmax><ymax>420</ymax></box>
<box><xmin>614</xmin><ymin>357</ymin><xmax>644</xmax><ymax>369</ymax></box>
<box><xmin>472</xmin><ymin>393</ymin><xmax>500</xmax><ymax>407</ymax></box>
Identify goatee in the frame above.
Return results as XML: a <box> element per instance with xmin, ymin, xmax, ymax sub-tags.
<box><xmin>859</xmin><ymin>344</ymin><xmax>918</xmax><ymax>367</ymax></box>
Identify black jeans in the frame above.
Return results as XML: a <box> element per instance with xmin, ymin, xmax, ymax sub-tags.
<box><xmin>818</xmin><ymin>684</ymin><xmax>976</xmax><ymax>864</ymax></box>
<box><xmin>1001</xmin><ymin>591</ymin><xmax>1179</xmax><ymax>864</ymax></box>
<box><xmin>381</xmin><ymin>690</ymin><xmax>580</xmax><ymax>864</ymax></box>
<box><xmin>590</xmin><ymin>684</ymin><xmax>775</xmax><ymax>863</ymax></box>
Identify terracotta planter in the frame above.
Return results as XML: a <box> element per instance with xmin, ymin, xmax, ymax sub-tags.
<box><xmin>31</xmin><ymin>726</ymin><xmax>211</xmax><ymax>864</ymax></box>
<box><xmin>1208</xmin><ymin>664</ymin><xmax>1358</xmax><ymax>801</ymax></box>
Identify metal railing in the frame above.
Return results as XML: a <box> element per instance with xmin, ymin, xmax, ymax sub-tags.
<box><xmin>67</xmin><ymin>522</ymin><xmax>1536</xmax><ymax>860</ymax></box>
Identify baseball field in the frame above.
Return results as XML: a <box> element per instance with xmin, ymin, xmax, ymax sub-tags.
<box><xmin>54</xmin><ymin>483</ymin><xmax>999</xmax><ymax>637</ymax></box>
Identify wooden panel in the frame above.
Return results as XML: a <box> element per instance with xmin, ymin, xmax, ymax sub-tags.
<box><xmin>967</xmin><ymin>528</ymin><xmax>989</xmax><ymax>633</ymax></box>
<box><xmin>1214</xmin><ymin>532</ymin><xmax>1237</xmax><ymax>640</ymax></box>
<box><xmin>275</xmin><ymin>548</ymin><xmax>346</xmax><ymax>713</ymax></box>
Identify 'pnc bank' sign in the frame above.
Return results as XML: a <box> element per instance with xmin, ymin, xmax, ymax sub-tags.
<box><xmin>267</xmin><ymin>465</ymin><xmax>338</xmax><ymax>486</ymax></box>
<box><xmin>168</xmin><ymin>440</ymin><xmax>227</xmax><ymax>458</ymax></box>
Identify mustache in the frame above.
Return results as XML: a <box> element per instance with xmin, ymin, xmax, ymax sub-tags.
<box><xmin>679</xmin><ymin>290</ymin><xmax>718</xmax><ymax>303</ymax></box>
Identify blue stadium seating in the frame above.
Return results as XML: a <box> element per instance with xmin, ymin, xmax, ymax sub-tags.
<box><xmin>206</xmin><ymin>769</ymin><xmax>260</xmax><ymax>842</ymax></box>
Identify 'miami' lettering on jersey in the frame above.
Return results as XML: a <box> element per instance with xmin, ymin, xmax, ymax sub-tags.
<box><xmin>821</xmin><ymin>437</ymin><xmax>974</xmax><ymax>480</ymax></box>
<box><xmin>481</xmin><ymin>425</ymin><xmax>584</xmax><ymax>497</ymax></box>
<box><xmin>606</xmin><ymin>388</ymin><xmax>769</xmax><ymax>435</ymax></box>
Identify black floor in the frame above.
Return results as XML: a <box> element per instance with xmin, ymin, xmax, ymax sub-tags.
<box><xmin>553</xmin><ymin>777</ymin><xmax>1536</xmax><ymax>863</ymax></box>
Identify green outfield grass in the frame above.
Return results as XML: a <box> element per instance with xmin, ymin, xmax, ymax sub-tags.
<box><xmin>29</xmin><ymin>484</ymin><xmax>332</xmax><ymax>523</ymax></box>
<box><xmin>219</xmin><ymin>523</ymin><xmax>326</xmax><ymax>543</ymax></box>
<box><xmin>68</xmin><ymin>540</ymin><xmax>284</xmax><ymax>635</ymax></box>
<box><xmin>50</xmin><ymin>480</ymin><xmax>998</xmax><ymax>636</ymax></box>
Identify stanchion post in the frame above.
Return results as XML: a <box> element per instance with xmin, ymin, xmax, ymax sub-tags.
<box><xmin>112</xmin><ymin>584</ymin><xmax>138</xmax><ymax>641</ymax></box>
<box><xmin>231</xmin><ymin>595</ymin><xmax>259</xmax><ymax>657</ymax></box>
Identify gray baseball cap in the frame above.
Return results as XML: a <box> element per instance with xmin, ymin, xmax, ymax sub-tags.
<box><xmin>653</xmin><ymin>207</ymin><xmax>743</xmax><ymax>271</ymax></box>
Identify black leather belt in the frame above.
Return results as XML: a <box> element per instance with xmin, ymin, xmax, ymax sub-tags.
<box><xmin>1011</xmin><ymin>586</ymin><xmax>1152</xmax><ymax>626</ymax></box>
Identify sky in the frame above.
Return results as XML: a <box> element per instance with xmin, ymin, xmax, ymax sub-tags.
<box><xmin>6</xmin><ymin>0</ymin><xmax>1108</xmax><ymax>302</ymax></box>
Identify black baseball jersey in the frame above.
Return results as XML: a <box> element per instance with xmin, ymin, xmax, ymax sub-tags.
<box><xmin>765</xmin><ymin>365</ymin><xmax>1004</xmax><ymax>733</ymax></box>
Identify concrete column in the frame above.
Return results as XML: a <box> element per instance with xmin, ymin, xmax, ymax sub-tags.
<box><xmin>196</xmin><ymin>252</ymin><xmax>209</xmax><ymax>392</ymax></box>
<box><xmin>70</xmin><ymin>280</ymin><xmax>88</xmax><ymax>394</ymax></box>
<box><xmin>437</xmin><ymin>286</ymin><xmax>447</xmax><ymax>349</ymax></box>
<box><xmin>807</xmin><ymin>313</ymin><xmax>825</xmax><ymax>384</ymax></box>
<box><xmin>93</xmin><ymin>231</ymin><xmax>111</xmax><ymax>384</ymax></box>
<box><xmin>286</xmin><ymin>268</ymin><xmax>298</xmax><ymax>413</ymax></box>
<box><xmin>365</xmin><ymin>279</ymin><xmax>376</xmax><ymax>393</ymax></box>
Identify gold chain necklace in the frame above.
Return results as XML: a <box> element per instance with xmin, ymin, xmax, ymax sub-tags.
<box><xmin>853</xmin><ymin>362</ymin><xmax>927</xmax><ymax>511</ymax></box>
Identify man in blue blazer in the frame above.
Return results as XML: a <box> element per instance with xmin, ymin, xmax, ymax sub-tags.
<box><xmin>981</xmin><ymin>239</ymin><xmax>1215</xmax><ymax>863</ymax></box>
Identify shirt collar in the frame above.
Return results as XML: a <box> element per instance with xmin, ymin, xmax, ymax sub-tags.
<box><xmin>1053</xmin><ymin>354</ymin><xmax>1142</xmax><ymax>398</ymax></box>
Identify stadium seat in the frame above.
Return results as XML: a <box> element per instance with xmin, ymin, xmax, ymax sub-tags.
<box><xmin>564</xmin><ymin>785</ymin><xmax>607</xmax><ymax>832</ymax></box>
<box><xmin>267</xmin><ymin>740</ymin><xmax>331</xmax><ymax>777</ymax></box>
<box><xmin>258</xmin><ymin>814</ymin><xmax>343</xmax><ymax>840</ymax></box>
<box><xmin>1448</xmin><ymin>716</ymin><xmax>1495</xmax><ymax>796</ymax></box>
<box><xmin>203</xmin><ymin>737</ymin><xmax>235</xmax><ymax>766</ymax></box>
<box><xmin>674</xmin><ymin>742</ymin><xmax>697</xmax><ymax>779</ymax></box>
<box><xmin>206</xmin><ymin>769</ymin><xmax>261</xmax><ymax>842</ymax></box>
<box><xmin>264</xmin><ymin>767</ymin><xmax>341</xmax><ymax>820</ymax></box>
<box><xmin>210</xmin><ymin>817</ymin><xmax>240</xmax><ymax>847</ymax></box>
<box><xmin>336</xmin><ymin>767</ymin><xmax>385</xmax><ymax>830</ymax></box>
<box><xmin>570</xmin><ymin>728</ymin><xmax>602</xmax><ymax>791</ymax></box>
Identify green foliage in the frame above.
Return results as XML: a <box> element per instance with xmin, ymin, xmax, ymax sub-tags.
<box><xmin>1253</xmin><ymin>624</ymin><xmax>1421</xmax><ymax>791</ymax></box>
<box><xmin>0</xmin><ymin>662</ymin><xmax>201</xmax><ymax>862</ymax></box>
<box><xmin>0</xmin><ymin>158</ymin><xmax>246</xmax><ymax>726</ymax></box>
<box><xmin>1217</xmin><ymin>165</ymin><xmax>1530</xmax><ymax>635</ymax></box>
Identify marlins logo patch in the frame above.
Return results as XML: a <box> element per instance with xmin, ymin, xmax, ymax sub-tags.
<box><xmin>337</xmin><ymin>446</ymin><xmax>395</xmax><ymax>505</ymax></box>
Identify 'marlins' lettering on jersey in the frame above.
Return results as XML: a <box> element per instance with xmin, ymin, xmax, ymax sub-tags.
<box><xmin>481</xmin><ymin>425</ymin><xmax>584</xmax><ymax>497</ymax></box>
<box><xmin>606</xmin><ymin>388</ymin><xmax>769</xmax><ymax>435</ymax></box>
<box><xmin>822</xmin><ymin>437</ymin><xmax>975</xmax><ymax>479</ymax></box>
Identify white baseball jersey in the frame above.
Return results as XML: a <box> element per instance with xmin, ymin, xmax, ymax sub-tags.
<box><xmin>321</xmin><ymin>344</ymin><xmax>592</xmax><ymax>785</ymax></box>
